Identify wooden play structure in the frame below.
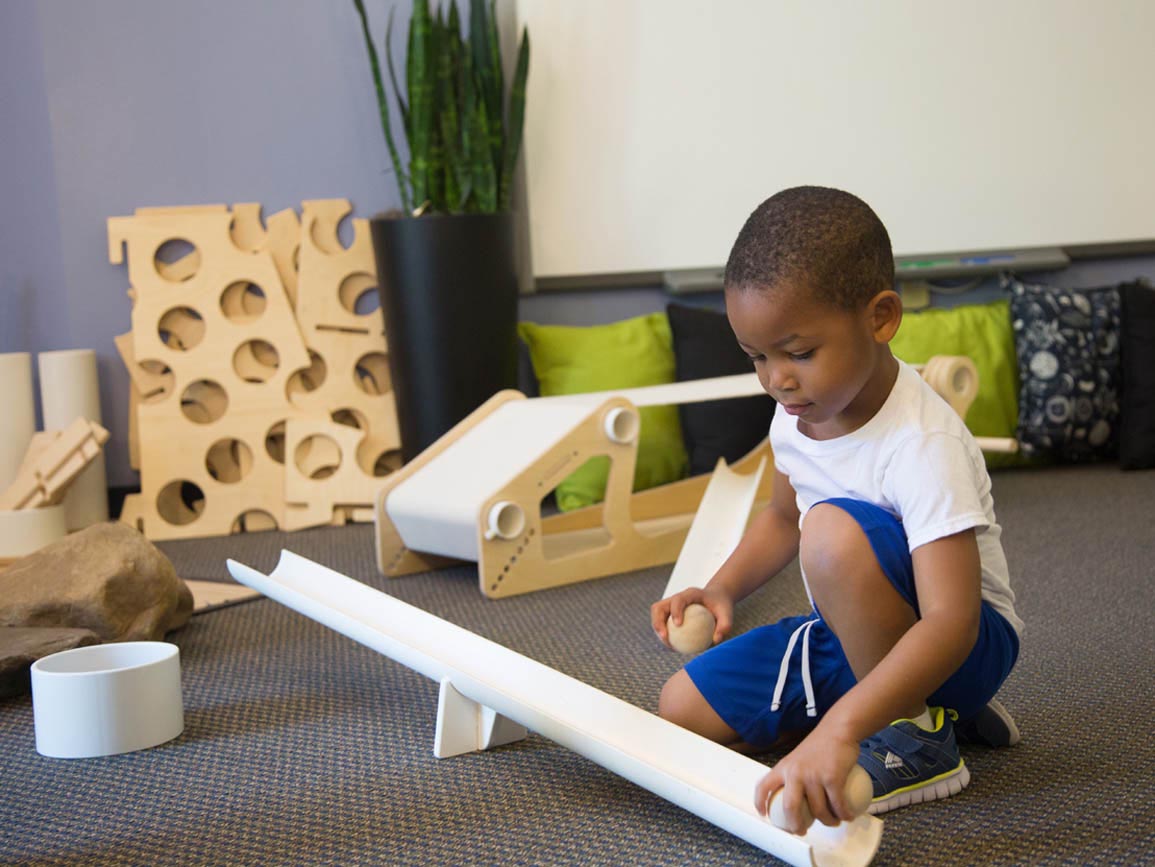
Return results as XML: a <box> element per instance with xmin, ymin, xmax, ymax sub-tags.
<box><xmin>0</xmin><ymin>419</ymin><xmax>110</xmax><ymax>511</ymax></box>
<box><xmin>0</xmin><ymin>351</ymin><xmax>112</xmax><ymax>567</ymax></box>
<box><xmin>228</xmin><ymin>550</ymin><xmax>884</xmax><ymax>866</ymax></box>
<box><xmin>374</xmin><ymin>357</ymin><xmax>1016</xmax><ymax>599</ymax></box>
<box><xmin>109</xmin><ymin>200</ymin><xmax>400</xmax><ymax>540</ymax></box>
<box><xmin>374</xmin><ymin>375</ymin><xmax>775</xmax><ymax>598</ymax></box>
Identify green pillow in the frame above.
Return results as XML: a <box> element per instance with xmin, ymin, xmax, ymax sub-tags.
<box><xmin>517</xmin><ymin>313</ymin><xmax>689</xmax><ymax>510</ymax></box>
<box><xmin>891</xmin><ymin>299</ymin><xmax>1022</xmax><ymax>468</ymax></box>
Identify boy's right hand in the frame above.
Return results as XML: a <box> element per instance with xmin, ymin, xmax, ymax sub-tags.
<box><xmin>650</xmin><ymin>587</ymin><xmax>734</xmax><ymax>650</ymax></box>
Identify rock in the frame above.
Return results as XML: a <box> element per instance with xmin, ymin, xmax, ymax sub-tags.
<box><xmin>0</xmin><ymin>522</ymin><xmax>193</xmax><ymax>642</ymax></box>
<box><xmin>0</xmin><ymin>626</ymin><xmax>101</xmax><ymax>698</ymax></box>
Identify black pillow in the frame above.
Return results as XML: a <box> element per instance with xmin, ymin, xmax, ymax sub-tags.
<box><xmin>666</xmin><ymin>302</ymin><xmax>775</xmax><ymax>475</ymax></box>
<box><xmin>1119</xmin><ymin>280</ymin><xmax>1155</xmax><ymax>470</ymax></box>
<box><xmin>1006</xmin><ymin>276</ymin><xmax>1122</xmax><ymax>462</ymax></box>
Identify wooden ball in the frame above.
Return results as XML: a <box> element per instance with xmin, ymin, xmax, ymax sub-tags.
<box><xmin>666</xmin><ymin>603</ymin><xmax>715</xmax><ymax>655</ymax></box>
<box><xmin>768</xmin><ymin>765</ymin><xmax>874</xmax><ymax>834</ymax></box>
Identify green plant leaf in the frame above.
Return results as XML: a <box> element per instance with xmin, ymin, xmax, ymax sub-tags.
<box><xmin>407</xmin><ymin>0</ymin><xmax>435</xmax><ymax>212</ymax></box>
<box><xmin>385</xmin><ymin>5</ymin><xmax>408</xmax><ymax>134</ymax></box>
<box><xmin>353</xmin><ymin>0</ymin><xmax>411</xmax><ymax>213</ymax></box>
<box><xmin>499</xmin><ymin>28</ymin><xmax>529</xmax><ymax>211</ymax></box>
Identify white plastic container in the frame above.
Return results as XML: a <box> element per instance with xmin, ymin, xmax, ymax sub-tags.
<box><xmin>30</xmin><ymin>642</ymin><xmax>184</xmax><ymax>759</ymax></box>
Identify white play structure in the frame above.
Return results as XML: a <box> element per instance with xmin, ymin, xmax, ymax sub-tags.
<box><xmin>374</xmin><ymin>355</ymin><xmax>1015</xmax><ymax>599</ymax></box>
<box><xmin>227</xmin><ymin>551</ymin><xmax>884</xmax><ymax>867</ymax></box>
<box><xmin>374</xmin><ymin>373</ymin><xmax>776</xmax><ymax>598</ymax></box>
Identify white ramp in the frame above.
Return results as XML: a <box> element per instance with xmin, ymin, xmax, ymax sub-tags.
<box><xmin>663</xmin><ymin>456</ymin><xmax>767</xmax><ymax>599</ymax></box>
<box><xmin>227</xmin><ymin>551</ymin><xmax>882</xmax><ymax>867</ymax></box>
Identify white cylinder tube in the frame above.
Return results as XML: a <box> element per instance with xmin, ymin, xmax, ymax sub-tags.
<box><xmin>38</xmin><ymin>349</ymin><xmax>109</xmax><ymax>529</ymax></box>
<box><xmin>0</xmin><ymin>352</ymin><xmax>36</xmax><ymax>491</ymax></box>
<box><xmin>0</xmin><ymin>504</ymin><xmax>67</xmax><ymax>563</ymax></box>
<box><xmin>31</xmin><ymin>642</ymin><xmax>184</xmax><ymax>759</ymax></box>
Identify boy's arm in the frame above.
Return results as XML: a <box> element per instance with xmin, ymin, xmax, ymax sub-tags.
<box><xmin>653</xmin><ymin>466</ymin><xmax>801</xmax><ymax>644</ymax></box>
<box><xmin>707</xmin><ymin>466</ymin><xmax>802</xmax><ymax>605</ymax></box>
<box><xmin>754</xmin><ymin>528</ymin><xmax>983</xmax><ymax>827</ymax></box>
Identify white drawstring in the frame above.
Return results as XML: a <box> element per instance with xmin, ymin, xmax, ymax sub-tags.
<box><xmin>799</xmin><ymin>619</ymin><xmax>818</xmax><ymax>717</ymax></box>
<box><xmin>770</xmin><ymin>617</ymin><xmax>820</xmax><ymax>717</ymax></box>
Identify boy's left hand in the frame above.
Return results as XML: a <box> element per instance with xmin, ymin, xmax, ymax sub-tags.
<box><xmin>753</xmin><ymin>728</ymin><xmax>862</xmax><ymax>835</ymax></box>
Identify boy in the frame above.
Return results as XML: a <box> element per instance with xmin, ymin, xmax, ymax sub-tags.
<box><xmin>651</xmin><ymin>187</ymin><xmax>1022</xmax><ymax>834</ymax></box>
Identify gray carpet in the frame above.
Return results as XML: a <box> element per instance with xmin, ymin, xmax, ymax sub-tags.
<box><xmin>2</xmin><ymin>464</ymin><xmax>1153</xmax><ymax>866</ymax></box>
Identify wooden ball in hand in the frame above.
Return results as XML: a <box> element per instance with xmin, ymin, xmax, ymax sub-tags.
<box><xmin>767</xmin><ymin>764</ymin><xmax>874</xmax><ymax>834</ymax></box>
<box><xmin>666</xmin><ymin>603</ymin><xmax>716</xmax><ymax>655</ymax></box>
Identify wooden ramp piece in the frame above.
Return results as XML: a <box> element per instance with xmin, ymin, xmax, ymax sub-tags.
<box><xmin>375</xmin><ymin>374</ymin><xmax>774</xmax><ymax>599</ymax></box>
<box><xmin>227</xmin><ymin>551</ymin><xmax>883</xmax><ymax>867</ymax></box>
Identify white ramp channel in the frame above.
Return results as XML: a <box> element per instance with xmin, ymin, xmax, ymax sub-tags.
<box><xmin>227</xmin><ymin>552</ymin><xmax>882</xmax><ymax>867</ymax></box>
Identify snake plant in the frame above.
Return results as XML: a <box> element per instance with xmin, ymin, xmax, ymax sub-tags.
<box><xmin>354</xmin><ymin>0</ymin><xmax>530</xmax><ymax>216</ymax></box>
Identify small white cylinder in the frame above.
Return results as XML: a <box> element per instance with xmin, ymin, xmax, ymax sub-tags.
<box><xmin>0</xmin><ymin>504</ymin><xmax>68</xmax><ymax>563</ymax></box>
<box><xmin>485</xmin><ymin>501</ymin><xmax>526</xmax><ymax>541</ymax></box>
<box><xmin>0</xmin><ymin>352</ymin><xmax>36</xmax><ymax>491</ymax></box>
<box><xmin>38</xmin><ymin>349</ymin><xmax>109</xmax><ymax>529</ymax></box>
<box><xmin>603</xmin><ymin>406</ymin><xmax>640</xmax><ymax>444</ymax></box>
<box><xmin>31</xmin><ymin>642</ymin><xmax>184</xmax><ymax>759</ymax></box>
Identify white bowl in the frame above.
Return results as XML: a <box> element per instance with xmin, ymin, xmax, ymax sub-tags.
<box><xmin>31</xmin><ymin>641</ymin><xmax>184</xmax><ymax>758</ymax></box>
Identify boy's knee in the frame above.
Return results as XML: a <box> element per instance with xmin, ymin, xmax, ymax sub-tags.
<box><xmin>658</xmin><ymin>670</ymin><xmax>696</xmax><ymax>725</ymax></box>
<box><xmin>799</xmin><ymin>502</ymin><xmax>874</xmax><ymax>593</ymax></box>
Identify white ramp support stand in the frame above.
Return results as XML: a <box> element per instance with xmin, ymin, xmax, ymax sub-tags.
<box><xmin>227</xmin><ymin>551</ymin><xmax>882</xmax><ymax>867</ymax></box>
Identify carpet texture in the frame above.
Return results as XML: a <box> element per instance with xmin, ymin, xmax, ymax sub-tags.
<box><xmin>2</xmin><ymin>464</ymin><xmax>1152</xmax><ymax>865</ymax></box>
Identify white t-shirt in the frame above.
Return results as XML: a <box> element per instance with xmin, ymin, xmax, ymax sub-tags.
<box><xmin>770</xmin><ymin>360</ymin><xmax>1023</xmax><ymax>635</ymax></box>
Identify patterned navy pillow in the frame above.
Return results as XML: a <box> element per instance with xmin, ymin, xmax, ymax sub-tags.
<box><xmin>1006</xmin><ymin>276</ymin><xmax>1122</xmax><ymax>462</ymax></box>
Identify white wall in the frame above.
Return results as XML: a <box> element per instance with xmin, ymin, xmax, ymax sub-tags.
<box><xmin>518</xmin><ymin>0</ymin><xmax>1155</xmax><ymax>279</ymax></box>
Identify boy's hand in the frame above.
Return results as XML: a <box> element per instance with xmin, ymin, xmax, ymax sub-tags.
<box><xmin>753</xmin><ymin>728</ymin><xmax>863</xmax><ymax>835</ymax></box>
<box><xmin>650</xmin><ymin>587</ymin><xmax>733</xmax><ymax>649</ymax></box>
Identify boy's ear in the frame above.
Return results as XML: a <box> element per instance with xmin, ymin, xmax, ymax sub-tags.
<box><xmin>868</xmin><ymin>289</ymin><xmax>903</xmax><ymax>343</ymax></box>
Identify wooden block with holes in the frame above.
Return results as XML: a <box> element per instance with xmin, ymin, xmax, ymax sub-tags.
<box><xmin>109</xmin><ymin>208</ymin><xmax>311</xmax><ymax>539</ymax></box>
<box><xmin>284</xmin><ymin>199</ymin><xmax>402</xmax><ymax>521</ymax></box>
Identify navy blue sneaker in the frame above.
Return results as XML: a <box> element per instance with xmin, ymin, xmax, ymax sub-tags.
<box><xmin>858</xmin><ymin>706</ymin><xmax>970</xmax><ymax>815</ymax></box>
<box><xmin>955</xmin><ymin>698</ymin><xmax>1021</xmax><ymax>748</ymax></box>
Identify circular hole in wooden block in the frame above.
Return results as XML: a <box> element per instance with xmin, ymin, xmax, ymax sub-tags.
<box><xmin>331</xmin><ymin>407</ymin><xmax>367</xmax><ymax>429</ymax></box>
<box><xmin>265</xmin><ymin>420</ymin><xmax>286</xmax><ymax>464</ymax></box>
<box><xmin>357</xmin><ymin>441</ymin><xmax>401</xmax><ymax>477</ymax></box>
<box><xmin>230</xmin><ymin>510</ymin><xmax>278</xmax><ymax>534</ymax></box>
<box><xmin>180</xmin><ymin>379</ymin><xmax>228</xmax><ymax>424</ymax></box>
<box><xmin>205</xmin><ymin>438</ymin><xmax>253</xmax><ymax>483</ymax></box>
<box><xmin>156</xmin><ymin>480</ymin><xmax>205</xmax><ymax>526</ymax></box>
<box><xmin>137</xmin><ymin>360</ymin><xmax>175</xmax><ymax>403</ymax></box>
<box><xmin>295</xmin><ymin>434</ymin><xmax>342</xmax><ymax>480</ymax></box>
<box><xmin>233</xmin><ymin>339</ymin><xmax>280</xmax><ymax>383</ymax></box>
<box><xmin>338</xmin><ymin>272</ymin><xmax>380</xmax><ymax>316</ymax></box>
<box><xmin>354</xmin><ymin>352</ymin><xmax>392</xmax><ymax>395</ymax></box>
<box><xmin>154</xmin><ymin>239</ymin><xmax>200</xmax><ymax>283</ymax></box>
<box><xmin>219</xmin><ymin>281</ymin><xmax>267</xmax><ymax>323</ymax></box>
<box><xmin>308</xmin><ymin>213</ymin><xmax>347</xmax><ymax>254</ymax></box>
<box><xmin>157</xmin><ymin>306</ymin><xmax>205</xmax><ymax>351</ymax></box>
<box><xmin>286</xmin><ymin>351</ymin><xmax>328</xmax><ymax>400</ymax></box>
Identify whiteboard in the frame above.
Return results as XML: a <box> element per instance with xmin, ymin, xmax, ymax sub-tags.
<box><xmin>516</xmin><ymin>0</ymin><xmax>1155</xmax><ymax>281</ymax></box>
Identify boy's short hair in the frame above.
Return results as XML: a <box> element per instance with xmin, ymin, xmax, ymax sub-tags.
<box><xmin>723</xmin><ymin>186</ymin><xmax>895</xmax><ymax>310</ymax></box>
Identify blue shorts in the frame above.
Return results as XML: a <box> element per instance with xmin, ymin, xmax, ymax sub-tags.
<box><xmin>685</xmin><ymin>498</ymin><xmax>1020</xmax><ymax>750</ymax></box>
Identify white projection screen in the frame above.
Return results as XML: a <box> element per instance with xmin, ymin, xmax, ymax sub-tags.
<box><xmin>515</xmin><ymin>0</ymin><xmax>1155</xmax><ymax>283</ymax></box>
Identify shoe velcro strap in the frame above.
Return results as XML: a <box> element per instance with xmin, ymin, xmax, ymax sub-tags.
<box><xmin>875</xmin><ymin>724</ymin><xmax>933</xmax><ymax>756</ymax></box>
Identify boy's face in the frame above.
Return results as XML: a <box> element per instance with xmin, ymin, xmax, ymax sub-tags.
<box><xmin>726</xmin><ymin>281</ymin><xmax>900</xmax><ymax>439</ymax></box>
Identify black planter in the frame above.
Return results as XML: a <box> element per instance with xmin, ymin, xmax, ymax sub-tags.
<box><xmin>370</xmin><ymin>212</ymin><xmax>520</xmax><ymax>462</ymax></box>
